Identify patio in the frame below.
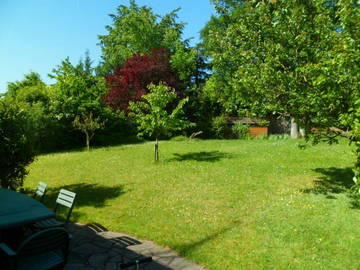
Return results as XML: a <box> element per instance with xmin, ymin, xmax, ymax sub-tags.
<box><xmin>65</xmin><ymin>223</ymin><xmax>206</xmax><ymax>270</ymax></box>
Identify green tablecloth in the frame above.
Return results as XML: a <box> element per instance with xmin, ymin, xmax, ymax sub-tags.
<box><xmin>0</xmin><ymin>188</ymin><xmax>54</xmax><ymax>229</ymax></box>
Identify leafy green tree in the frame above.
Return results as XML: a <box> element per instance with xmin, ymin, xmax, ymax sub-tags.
<box><xmin>181</xmin><ymin>45</ymin><xmax>219</xmax><ymax>137</ymax></box>
<box><xmin>50</xmin><ymin>53</ymin><xmax>113</xmax><ymax>148</ymax></box>
<box><xmin>50</xmin><ymin>53</ymin><xmax>109</xmax><ymax>120</ymax></box>
<box><xmin>6</xmin><ymin>72</ymin><xmax>44</xmax><ymax>97</ymax></box>
<box><xmin>97</xmin><ymin>0</ymin><xmax>196</xmax><ymax>86</ymax></box>
<box><xmin>129</xmin><ymin>83</ymin><xmax>192</xmax><ymax>162</ymax></box>
<box><xmin>203</xmin><ymin>0</ymin><xmax>360</xmax><ymax>179</ymax></box>
<box><xmin>0</xmin><ymin>100</ymin><xmax>34</xmax><ymax>190</ymax></box>
<box><xmin>99</xmin><ymin>0</ymin><xmax>213</xmax><ymax>135</ymax></box>
<box><xmin>3</xmin><ymin>73</ymin><xmax>65</xmax><ymax>152</ymax></box>
<box><xmin>72</xmin><ymin>112</ymin><xmax>105</xmax><ymax>150</ymax></box>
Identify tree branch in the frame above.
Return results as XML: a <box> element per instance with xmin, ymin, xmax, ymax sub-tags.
<box><xmin>312</xmin><ymin>126</ymin><xmax>352</xmax><ymax>139</ymax></box>
<box><xmin>327</xmin><ymin>127</ymin><xmax>352</xmax><ymax>139</ymax></box>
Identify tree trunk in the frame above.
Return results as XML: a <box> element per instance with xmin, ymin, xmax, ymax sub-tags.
<box><xmin>154</xmin><ymin>138</ymin><xmax>159</xmax><ymax>162</ymax></box>
<box><xmin>290</xmin><ymin>118</ymin><xmax>299</xmax><ymax>139</ymax></box>
<box><xmin>299</xmin><ymin>128</ymin><xmax>306</xmax><ymax>138</ymax></box>
<box><xmin>85</xmin><ymin>132</ymin><xmax>90</xmax><ymax>151</ymax></box>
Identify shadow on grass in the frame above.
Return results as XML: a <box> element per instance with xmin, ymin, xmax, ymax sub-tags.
<box><xmin>23</xmin><ymin>183</ymin><xmax>125</xmax><ymax>221</ymax></box>
<box><xmin>37</xmin><ymin>135</ymin><xmax>146</xmax><ymax>156</ymax></box>
<box><xmin>174</xmin><ymin>220</ymin><xmax>241</xmax><ymax>256</ymax></box>
<box><xmin>301</xmin><ymin>167</ymin><xmax>354</xmax><ymax>197</ymax></box>
<box><xmin>167</xmin><ymin>151</ymin><xmax>234</xmax><ymax>162</ymax></box>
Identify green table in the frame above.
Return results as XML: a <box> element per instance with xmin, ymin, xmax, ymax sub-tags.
<box><xmin>0</xmin><ymin>188</ymin><xmax>54</xmax><ymax>229</ymax></box>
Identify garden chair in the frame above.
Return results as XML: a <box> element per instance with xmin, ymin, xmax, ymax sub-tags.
<box><xmin>33</xmin><ymin>182</ymin><xmax>47</xmax><ymax>202</ymax></box>
<box><xmin>0</xmin><ymin>227</ymin><xmax>70</xmax><ymax>270</ymax></box>
<box><xmin>32</xmin><ymin>189</ymin><xmax>76</xmax><ymax>230</ymax></box>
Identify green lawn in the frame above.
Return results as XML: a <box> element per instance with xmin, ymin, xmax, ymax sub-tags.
<box><xmin>25</xmin><ymin>139</ymin><xmax>360</xmax><ymax>270</ymax></box>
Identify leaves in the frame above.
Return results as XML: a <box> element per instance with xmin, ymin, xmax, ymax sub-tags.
<box><xmin>129</xmin><ymin>82</ymin><xmax>193</xmax><ymax>139</ymax></box>
<box><xmin>203</xmin><ymin>0</ymin><xmax>359</xmax><ymax>132</ymax></box>
<box><xmin>0</xmin><ymin>100</ymin><xmax>35</xmax><ymax>189</ymax></box>
<box><xmin>103</xmin><ymin>48</ymin><xmax>180</xmax><ymax>112</ymax></box>
<box><xmin>204</xmin><ymin>0</ymin><xmax>360</xmax><ymax>183</ymax></box>
<box><xmin>50</xmin><ymin>53</ymin><xmax>109</xmax><ymax>121</ymax></box>
<box><xmin>98</xmin><ymin>0</ymin><xmax>188</xmax><ymax>75</ymax></box>
<box><xmin>72</xmin><ymin>112</ymin><xmax>105</xmax><ymax>149</ymax></box>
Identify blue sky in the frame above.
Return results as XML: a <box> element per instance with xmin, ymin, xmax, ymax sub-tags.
<box><xmin>0</xmin><ymin>0</ymin><xmax>214</xmax><ymax>92</ymax></box>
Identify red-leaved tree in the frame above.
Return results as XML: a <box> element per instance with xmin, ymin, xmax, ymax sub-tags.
<box><xmin>103</xmin><ymin>48</ymin><xmax>180</xmax><ymax>112</ymax></box>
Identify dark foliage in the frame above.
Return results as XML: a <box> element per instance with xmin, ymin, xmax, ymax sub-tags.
<box><xmin>0</xmin><ymin>102</ymin><xmax>35</xmax><ymax>190</ymax></box>
<box><xmin>103</xmin><ymin>48</ymin><xmax>180</xmax><ymax>112</ymax></box>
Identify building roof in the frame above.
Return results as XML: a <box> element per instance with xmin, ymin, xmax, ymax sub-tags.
<box><xmin>232</xmin><ymin>117</ymin><xmax>263</xmax><ymax>125</ymax></box>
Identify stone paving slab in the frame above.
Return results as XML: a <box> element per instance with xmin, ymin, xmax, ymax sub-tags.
<box><xmin>65</xmin><ymin>223</ymin><xmax>207</xmax><ymax>270</ymax></box>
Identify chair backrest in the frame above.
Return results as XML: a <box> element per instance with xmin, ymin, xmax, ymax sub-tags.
<box><xmin>54</xmin><ymin>189</ymin><xmax>76</xmax><ymax>224</ymax></box>
<box><xmin>33</xmin><ymin>182</ymin><xmax>47</xmax><ymax>201</ymax></box>
<box><xmin>16</xmin><ymin>227</ymin><xmax>69</xmax><ymax>257</ymax></box>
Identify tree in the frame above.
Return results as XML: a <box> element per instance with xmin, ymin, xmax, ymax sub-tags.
<box><xmin>97</xmin><ymin>0</ymin><xmax>196</xmax><ymax>80</ymax></box>
<box><xmin>0</xmin><ymin>100</ymin><xmax>34</xmax><ymax>190</ymax></box>
<box><xmin>50</xmin><ymin>53</ymin><xmax>109</xmax><ymax>120</ymax></box>
<box><xmin>3</xmin><ymin>73</ymin><xmax>65</xmax><ymax>153</ymax></box>
<box><xmin>6</xmin><ymin>72</ymin><xmax>44</xmax><ymax>97</ymax></box>
<box><xmin>129</xmin><ymin>83</ymin><xmax>193</xmax><ymax>162</ymax></box>
<box><xmin>103</xmin><ymin>48</ymin><xmax>181</xmax><ymax>112</ymax></box>
<box><xmin>50</xmin><ymin>53</ymin><xmax>112</xmax><ymax>148</ymax></box>
<box><xmin>72</xmin><ymin>112</ymin><xmax>105</xmax><ymax>150</ymax></box>
<box><xmin>203</xmin><ymin>0</ymin><xmax>360</xmax><ymax>180</ymax></box>
<box><xmin>181</xmin><ymin>46</ymin><xmax>220</xmax><ymax>137</ymax></box>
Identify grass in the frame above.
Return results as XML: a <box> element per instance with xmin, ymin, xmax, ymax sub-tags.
<box><xmin>25</xmin><ymin>139</ymin><xmax>360</xmax><ymax>270</ymax></box>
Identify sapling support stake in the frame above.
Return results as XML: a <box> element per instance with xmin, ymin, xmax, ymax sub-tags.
<box><xmin>154</xmin><ymin>137</ymin><xmax>159</xmax><ymax>162</ymax></box>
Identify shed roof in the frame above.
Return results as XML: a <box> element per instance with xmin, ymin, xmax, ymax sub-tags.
<box><xmin>233</xmin><ymin>117</ymin><xmax>263</xmax><ymax>124</ymax></box>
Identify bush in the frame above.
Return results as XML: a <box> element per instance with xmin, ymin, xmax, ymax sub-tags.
<box><xmin>232</xmin><ymin>123</ymin><xmax>250</xmax><ymax>139</ymax></box>
<box><xmin>183</xmin><ymin>86</ymin><xmax>223</xmax><ymax>139</ymax></box>
<box><xmin>211</xmin><ymin>115</ymin><xmax>232</xmax><ymax>139</ymax></box>
<box><xmin>21</xmin><ymin>102</ymin><xmax>75</xmax><ymax>153</ymax></box>
<box><xmin>0</xmin><ymin>101</ymin><xmax>35</xmax><ymax>190</ymax></box>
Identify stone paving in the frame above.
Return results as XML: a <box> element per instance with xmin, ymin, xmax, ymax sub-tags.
<box><xmin>64</xmin><ymin>223</ymin><xmax>207</xmax><ymax>270</ymax></box>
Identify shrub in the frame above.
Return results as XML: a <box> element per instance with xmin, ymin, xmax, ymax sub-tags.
<box><xmin>211</xmin><ymin>116</ymin><xmax>232</xmax><ymax>139</ymax></box>
<box><xmin>232</xmin><ymin>123</ymin><xmax>250</xmax><ymax>139</ymax></box>
<box><xmin>0</xmin><ymin>101</ymin><xmax>35</xmax><ymax>190</ymax></box>
<box><xmin>257</xmin><ymin>120</ymin><xmax>270</xmax><ymax>127</ymax></box>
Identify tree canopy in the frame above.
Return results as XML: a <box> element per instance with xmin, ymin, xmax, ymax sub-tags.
<box><xmin>6</xmin><ymin>72</ymin><xmax>45</xmax><ymax>97</ymax></box>
<box><xmin>129</xmin><ymin>83</ymin><xmax>192</xmax><ymax>161</ymax></box>
<box><xmin>202</xmin><ymin>0</ymin><xmax>359</xmax><ymax>130</ymax></box>
<box><xmin>103</xmin><ymin>48</ymin><xmax>181</xmax><ymax>112</ymax></box>
<box><xmin>50</xmin><ymin>53</ymin><xmax>109</xmax><ymax>120</ymax></box>
<box><xmin>202</xmin><ymin>0</ymin><xmax>360</xmax><ymax>178</ymax></box>
<box><xmin>98</xmin><ymin>0</ymin><xmax>196</xmax><ymax>81</ymax></box>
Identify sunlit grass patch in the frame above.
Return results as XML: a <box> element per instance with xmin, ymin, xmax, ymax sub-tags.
<box><xmin>25</xmin><ymin>139</ymin><xmax>359</xmax><ymax>270</ymax></box>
